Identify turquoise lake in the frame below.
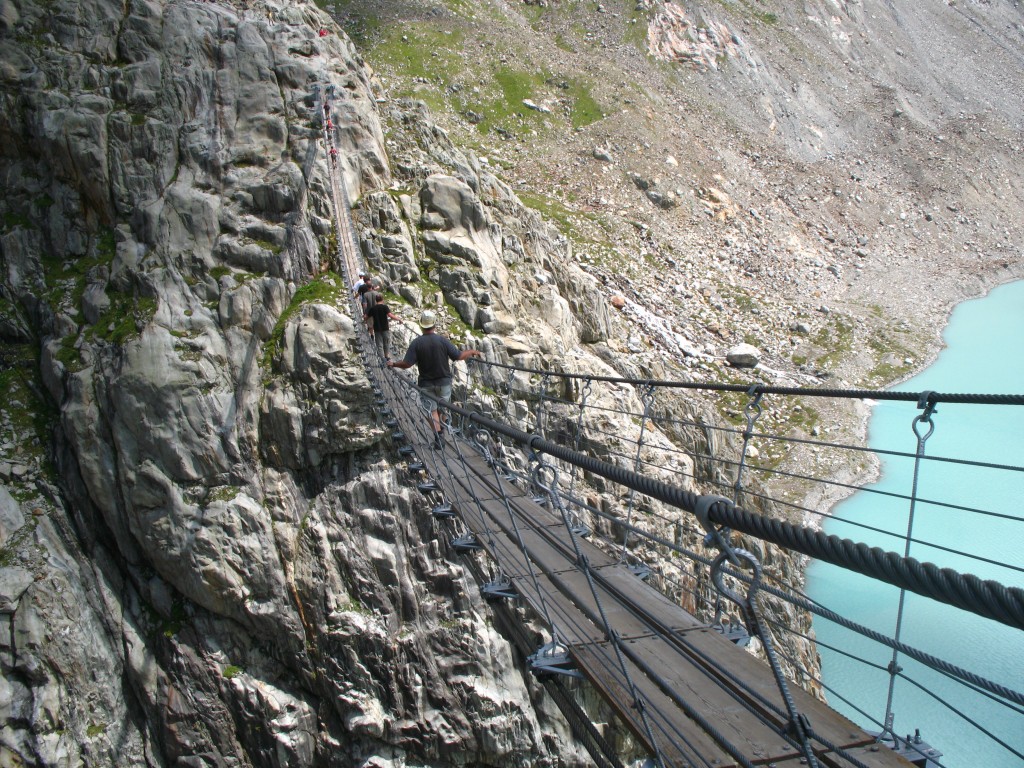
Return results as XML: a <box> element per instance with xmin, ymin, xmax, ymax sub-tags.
<box><xmin>804</xmin><ymin>279</ymin><xmax>1024</xmax><ymax>768</ymax></box>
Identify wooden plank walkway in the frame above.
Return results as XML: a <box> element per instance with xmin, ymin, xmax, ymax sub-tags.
<box><xmin>419</xmin><ymin>443</ymin><xmax>916</xmax><ymax>768</ymax></box>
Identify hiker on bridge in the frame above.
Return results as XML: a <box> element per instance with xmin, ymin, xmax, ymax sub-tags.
<box><xmin>364</xmin><ymin>293</ymin><xmax>401</xmax><ymax>361</ymax></box>
<box><xmin>387</xmin><ymin>310</ymin><xmax>482</xmax><ymax>449</ymax></box>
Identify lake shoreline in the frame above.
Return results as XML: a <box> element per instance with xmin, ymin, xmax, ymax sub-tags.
<box><xmin>802</xmin><ymin>270</ymin><xmax>1024</xmax><ymax>533</ymax></box>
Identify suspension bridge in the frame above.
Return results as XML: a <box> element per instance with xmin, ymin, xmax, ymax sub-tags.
<box><xmin>318</xmin><ymin>92</ymin><xmax>1024</xmax><ymax>768</ymax></box>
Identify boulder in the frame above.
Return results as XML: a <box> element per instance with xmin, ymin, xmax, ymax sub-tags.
<box><xmin>727</xmin><ymin>343</ymin><xmax>761</xmax><ymax>368</ymax></box>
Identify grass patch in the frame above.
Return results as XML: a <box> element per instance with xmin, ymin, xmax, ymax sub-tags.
<box><xmin>709</xmin><ymin>0</ymin><xmax>781</xmax><ymax>26</ymax></box>
<box><xmin>860</xmin><ymin>326</ymin><xmax>917</xmax><ymax>387</ymax></box>
<box><xmin>362</xmin><ymin>24</ymin><xmax>466</xmax><ymax>112</ymax></box>
<box><xmin>2</xmin><ymin>212</ymin><xmax>32</xmax><ymax>232</ymax></box>
<box><xmin>0</xmin><ymin>343</ymin><xmax>57</xmax><ymax>475</ymax></box>
<box><xmin>41</xmin><ymin>227</ymin><xmax>117</xmax><ymax>319</ymax></box>
<box><xmin>263</xmin><ymin>272</ymin><xmax>347</xmax><ymax>370</ymax></box>
<box><xmin>223</xmin><ymin>665</ymin><xmax>244</xmax><ymax>679</ymax></box>
<box><xmin>207</xmin><ymin>486</ymin><xmax>241</xmax><ymax>503</ymax></box>
<box><xmin>246</xmin><ymin>238</ymin><xmax>283</xmax><ymax>255</ymax></box>
<box><xmin>88</xmin><ymin>294</ymin><xmax>157</xmax><ymax>346</ymax></box>
<box><xmin>564</xmin><ymin>79</ymin><xmax>604</xmax><ymax>128</ymax></box>
<box><xmin>810</xmin><ymin>316</ymin><xmax>854</xmax><ymax>371</ymax></box>
<box><xmin>55</xmin><ymin>334</ymin><xmax>85</xmax><ymax>372</ymax></box>
<box><xmin>161</xmin><ymin>598</ymin><xmax>188</xmax><ymax>638</ymax></box>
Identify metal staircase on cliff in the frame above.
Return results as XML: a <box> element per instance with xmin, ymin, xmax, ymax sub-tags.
<box><xmin>319</xmin><ymin>94</ymin><xmax>1023</xmax><ymax>768</ymax></box>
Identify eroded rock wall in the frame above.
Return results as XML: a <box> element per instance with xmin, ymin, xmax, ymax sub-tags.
<box><xmin>0</xmin><ymin>1</ymin><xmax>817</xmax><ymax>765</ymax></box>
<box><xmin>0</xmin><ymin>1</ymin><xmax>589</xmax><ymax>765</ymax></box>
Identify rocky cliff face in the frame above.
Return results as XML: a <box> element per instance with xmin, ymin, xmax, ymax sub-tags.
<box><xmin>0</xmin><ymin>0</ymin><xmax>743</xmax><ymax>764</ymax></box>
<box><xmin>0</xmin><ymin>1</ymin><xmax>610</xmax><ymax>764</ymax></box>
<box><xmin>4</xmin><ymin>0</ymin><xmax>1019</xmax><ymax>766</ymax></box>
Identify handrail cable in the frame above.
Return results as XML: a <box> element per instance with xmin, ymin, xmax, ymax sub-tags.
<box><xmin>383</xmin><ymin>325</ymin><xmax>1024</xmax><ymax>711</ymax></box>
<box><xmin>572</xmin><ymin>396</ymin><xmax>1024</xmax><ymax>477</ymax></box>
<box><xmin>473</xmin><ymin>359</ymin><xmax>1024</xmax><ymax>407</ymax></box>
<box><xmin>550</xmin><ymin>480</ymin><xmax>1024</xmax><ymax>708</ymax></box>
<box><xmin>444</xmin><ymin>398</ymin><xmax>1024</xmax><ymax>630</ymax></box>
<box><xmin>575</xmin><ymin>437</ymin><xmax>1024</xmax><ymax>576</ymax></box>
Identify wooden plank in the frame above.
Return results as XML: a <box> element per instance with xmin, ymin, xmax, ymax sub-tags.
<box><xmin>572</xmin><ymin>641</ymin><xmax>739</xmax><ymax>768</ymax></box>
<box><xmin>548</xmin><ymin>567</ymin><xmax>707</xmax><ymax>639</ymax></box>
<box><xmin>673</xmin><ymin>627</ymin><xmax>903</xmax><ymax>759</ymax></box>
<box><xmin>607</xmin><ymin>632</ymin><xmax>807</xmax><ymax>763</ymax></box>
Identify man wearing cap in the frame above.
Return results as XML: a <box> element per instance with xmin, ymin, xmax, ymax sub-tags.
<box><xmin>387</xmin><ymin>310</ymin><xmax>482</xmax><ymax>448</ymax></box>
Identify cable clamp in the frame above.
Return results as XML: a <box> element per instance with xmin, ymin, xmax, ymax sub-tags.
<box><xmin>694</xmin><ymin>495</ymin><xmax>740</xmax><ymax>566</ymax></box>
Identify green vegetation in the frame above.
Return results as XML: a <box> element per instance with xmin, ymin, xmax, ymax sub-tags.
<box><xmin>247</xmin><ymin>238</ymin><xmax>283</xmax><ymax>255</ymax></box>
<box><xmin>207</xmin><ymin>486</ymin><xmax>242</xmax><ymax>503</ymax></box>
<box><xmin>41</xmin><ymin>227</ymin><xmax>117</xmax><ymax>322</ymax></box>
<box><xmin>161</xmin><ymin>599</ymin><xmax>188</xmax><ymax>638</ymax></box>
<box><xmin>223</xmin><ymin>665</ymin><xmax>244</xmax><ymax>679</ymax></box>
<box><xmin>709</xmin><ymin>0</ymin><xmax>780</xmax><ymax>26</ymax></box>
<box><xmin>349</xmin><ymin>8</ymin><xmax>604</xmax><ymax>140</ymax></box>
<box><xmin>86</xmin><ymin>723</ymin><xmax>107</xmax><ymax>738</ymax></box>
<box><xmin>564</xmin><ymin>79</ymin><xmax>604</xmax><ymax>129</ymax></box>
<box><xmin>0</xmin><ymin>518</ymin><xmax>37</xmax><ymax>567</ymax></box>
<box><xmin>861</xmin><ymin>326</ymin><xmax>917</xmax><ymax>387</ymax></box>
<box><xmin>810</xmin><ymin>316</ymin><xmax>854</xmax><ymax>371</ymax></box>
<box><xmin>0</xmin><ymin>342</ymin><xmax>57</xmax><ymax>484</ymax></box>
<box><xmin>88</xmin><ymin>294</ymin><xmax>157</xmax><ymax>346</ymax></box>
<box><xmin>515</xmin><ymin>191</ymin><xmax>626</xmax><ymax>277</ymax></box>
<box><xmin>263</xmin><ymin>272</ymin><xmax>348</xmax><ymax>370</ymax></box>
<box><xmin>2</xmin><ymin>212</ymin><xmax>32</xmax><ymax>232</ymax></box>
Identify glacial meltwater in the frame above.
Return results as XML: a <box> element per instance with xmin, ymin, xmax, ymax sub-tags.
<box><xmin>805</xmin><ymin>280</ymin><xmax>1024</xmax><ymax>768</ymax></box>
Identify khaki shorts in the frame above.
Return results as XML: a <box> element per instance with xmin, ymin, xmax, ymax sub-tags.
<box><xmin>420</xmin><ymin>382</ymin><xmax>452</xmax><ymax>412</ymax></box>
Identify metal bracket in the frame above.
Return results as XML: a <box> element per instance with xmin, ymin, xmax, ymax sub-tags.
<box><xmin>528</xmin><ymin>641</ymin><xmax>582</xmax><ymax>679</ymax></box>
<box><xmin>713</xmin><ymin>621</ymin><xmax>751</xmax><ymax>647</ymax></box>
<box><xmin>481</xmin><ymin>579</ymin><xmax>518</xmax><ymax>601</ymax></box>
<box><xmin>694</xmin><ymin>494</ymin><xmax>740</xmax><ymax>566</ymax></box>
<box><xmin>451</xmin><ymin>534</ymin><xmax>482</xmax><ymax>553</ymax></box>
<box><xmin>431</xmin><ymin>504</ymin><xmax>456</xmax><ymax>520</ymax></box>
<box><xmin>628</xmin><ymin>561</ymin><xmax>653</xmax><ymax>581</ymax></box>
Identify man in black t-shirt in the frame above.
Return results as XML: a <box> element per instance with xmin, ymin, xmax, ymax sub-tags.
<box><xmin>356</xmin><ymin>278</ymin><xmax>380</xmax><ymax>335</ymax></box>
<box><xmin>364</xmin><ymin>294</ymin><xmax>400</xmax><ymax>360</ymax></box>
<box><xmin>388</xmin><ymin>310</ymin><xmax>482</xmax><ymax>448</ymax></box>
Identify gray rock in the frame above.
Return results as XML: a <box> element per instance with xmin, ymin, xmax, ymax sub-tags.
<box><xmin>0</xmin><ymin>567</ymin><xmax>35</xmax><ymax>613</ymax></box>
<box><xmin>0</xmin><ymin>486</ymin><xmax>24</xmax><ymax>545</ymax></box>
<box><xmin>81</xmin><ymin>282</ymin><xmax>111</xmax><ymax>324</ymax></box>
<box><xmin>727</xmin><ymin>343</ymin><xmax>761</xmax><ymax>368</ymax></box>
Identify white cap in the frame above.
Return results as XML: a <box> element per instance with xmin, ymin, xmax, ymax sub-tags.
<box><xmin>418</xmin><ymin>310</ymin><xmax>436</xmax><ymax>329</ymax></box>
